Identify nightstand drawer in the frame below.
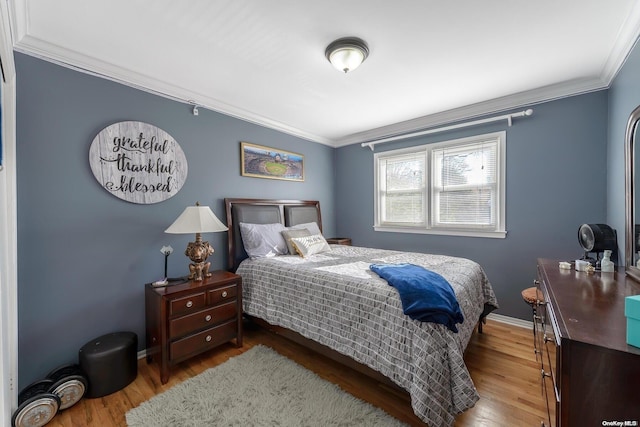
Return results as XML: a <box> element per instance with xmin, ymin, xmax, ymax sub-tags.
<box><xmin>170</xmin><ymin>320</ymin><xmax>237</xmax><ymax>361</ymax></box>
<box><xmin>169</xmin><ymin>302</ymin><xmax>237</xmax><ymax>339</ymax></box>
<box><xmin>208</xmin><ymin>284</ymin><xmax>237</xmax><ymax>305</ymax></box>
<box><xmin>170</xmin><ymin>292</ymin><xmax>206</xmax><ymax>316</ymax></box>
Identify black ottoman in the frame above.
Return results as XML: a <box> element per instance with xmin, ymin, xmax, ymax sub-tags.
<box><xmin>79</xmin><ymin>332</ymin><xmax>137</xmax><ymax>398</ymax></box>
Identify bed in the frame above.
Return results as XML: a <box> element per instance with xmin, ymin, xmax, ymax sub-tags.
<box><xmin>224</xmin><ymin>198</ymin><xmax>498</xmax><ymax>427</ymax></box>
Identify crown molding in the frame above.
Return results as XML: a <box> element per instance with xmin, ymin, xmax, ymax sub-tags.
<box><xmin>10</xmin><ymin>0</ymin><xmax>638</xmax><ymax>150</ymax></box>
<box><xmin>13</xmin><ymin>33</ymin><xmax>336</xmax><ymax>147</ymax></box>
<box><xmin>17</xmin><ymin>33</ymin><xmax>610</xmax><ymax>150</ymax></box>
<box><xmin>600</xmin><ymin>0</ymin><xmax>640</xmax><ymax>83</ymax></box>
<box><xmin>333</xmin><ymin>76</ymin><xmax>609</xmax><ymax>147</ymax></box>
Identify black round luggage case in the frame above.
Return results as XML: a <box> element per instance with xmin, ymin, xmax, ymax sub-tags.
<box><xmin>12</xmin><ymin>379</ymin><xmax>61</xmax><ymax>427</ymax></box>
<box><xmin>46</xmin><ymin>364</ymin><xmax>88</xmax><ymax>410</ymax></box>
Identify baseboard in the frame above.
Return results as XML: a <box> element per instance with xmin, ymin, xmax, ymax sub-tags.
<box><xmin>486</xmin><ymin>312</ymin><xmax>532</xmax><ymax>330</ymax></box>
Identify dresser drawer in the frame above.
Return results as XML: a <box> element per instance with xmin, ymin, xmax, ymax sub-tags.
<box><xmin>208</xmin><ymin>284</ymin><xmax>237</xmax><ymax>305</ymax></box>
<box><xmin>170</xmin><ymin>320</ymin><xmax>238</xmax><ymax>361</ymax></box>
<box><xmin>169</xmin><ymin>302</ymin><xmax>238</xmax><ymax>339</ymax></box>
<box><xmin>169</xmin><ymin>292</ymin><xmax>206</xmax><ymax>316</ymax></box>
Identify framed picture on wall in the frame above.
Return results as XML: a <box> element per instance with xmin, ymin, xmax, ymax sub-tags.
<box><xmin>240</xmin><ymin>142</ymin><xmax>304</xmax><ymax>182</ymax></box>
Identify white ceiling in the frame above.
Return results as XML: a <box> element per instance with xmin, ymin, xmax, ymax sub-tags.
<box><xmin>9</xmin><ymin>1</ymin><xmax>640</xmax><ymax>147</ymax></box>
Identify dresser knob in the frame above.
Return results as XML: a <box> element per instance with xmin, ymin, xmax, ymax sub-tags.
<box><xmin>541</xmin><ymin>369</ymin><xmax>551</xmax><ymax>378</ymax></box>
<box><xmin>205</xmin><ymin>335</ymin><xmax>212</xmax><ymax>342</ymax></box>
<box><xmin>186</xmin><ymin>300</ymin><xmax>193</xmax><ymax>308</ymax></box>
<box><xmin>222</xmin><ymin>291</ymin><xmax>228</xmax><ymax>298</ymax></box>
<box><xmin>205</xmin><ymin>314</ymin><xmax>212</xmax><ymax>322</ymax></box>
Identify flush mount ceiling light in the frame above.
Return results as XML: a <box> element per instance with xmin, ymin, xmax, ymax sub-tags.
<box><xmin>325</xmin><ymin>37</ymin><xmax>369</xmax><ymax>73</ymax></box>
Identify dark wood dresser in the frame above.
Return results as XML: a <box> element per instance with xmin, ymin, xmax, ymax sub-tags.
<box><xmin>535</xmin><ymin>259</ymin><xmax>640</xmax><ymax>426</ymax></box>
<box><xmin>145</xmin><ymin>271</ymin><xmax>242</xmax><ymax>384</ymax></box>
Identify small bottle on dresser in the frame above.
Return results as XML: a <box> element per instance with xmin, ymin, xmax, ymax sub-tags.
<box><xmin>601</xmin><ymin>250</ymin><xmax>614</xmax><ymax>272</ymax></box>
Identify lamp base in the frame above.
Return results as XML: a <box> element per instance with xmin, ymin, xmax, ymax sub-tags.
<box><xmin>188</xmin><ymin>260</ymin><xmax>211</xmax><ymax>281</ymax></box>
<box><xmin>185</xmin><ymin>235</ymin><xmax>214</xmax><ymax>281</ymax></box>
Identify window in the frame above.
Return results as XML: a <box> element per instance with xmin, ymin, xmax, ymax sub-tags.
<box><xmin>374</xmin><ymin>131</ymin><xmax>506</xmax><ymax>238</ymax></box>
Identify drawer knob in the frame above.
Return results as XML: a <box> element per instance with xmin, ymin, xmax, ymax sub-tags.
<box><xmin>205</xmin><ymin>314</ymin><xmax>212</xmax><ymax>322</ymax></box>
<box><xmin>186</xmin><ymin>300</ymin><xmax>193</xmax><ymax>308</ymax></box>
<box><xmin>205</xmin><ymin>335</ymin><xmax>212</xmax><ymax>342</ymax></box>
<box><xmin>222</xmin><ymin>291</ymin><xmax>228</xmax><ymax>298</ymax></box>
<box><xmin>541</xmin><ymin>369</ymin><xmax>551</xmax><ymax>378</ymax></box>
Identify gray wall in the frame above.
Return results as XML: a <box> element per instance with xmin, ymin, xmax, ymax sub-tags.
<box><xmin>335</xmin><ymin>92</ymin><xmax>610</xmax><ymax>320</ymax></box>
<box><xmin>16</xmin><ymin>53</ymin><xmax>335</xmax><ymax>387</ymax></box>
<box><xmin>18</xmin><ymin>42</ymin><xmax>632</xmax><ymax>387</ymax></box>
<box><xmin>607</xmin><ymin>39</ymin><xmax>640</xmax><ymax>262</ymax></box>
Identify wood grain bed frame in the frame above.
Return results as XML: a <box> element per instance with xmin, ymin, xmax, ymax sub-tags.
<box><xmin>224</xmin><ymin>197</ymin><xmax>406</xmax><ymax>390</ymax></box>
<box><xmin>225</xmin><ymin>198</ymin><xmax>322</xmax><ymax>271</ymax></box>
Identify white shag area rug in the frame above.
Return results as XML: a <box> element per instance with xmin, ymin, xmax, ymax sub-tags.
<box><xmin>126</xmin><ymin>345</ymin><xmax>408</xmax><ymax>427</ymax></box>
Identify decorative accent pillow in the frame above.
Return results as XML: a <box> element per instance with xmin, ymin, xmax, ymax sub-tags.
<box><xmin>290</xmin><ymin>234</ymin><xmax>332</xmax><ymax>258</ymax></box>
<box><xmin>281</xmin><ymin>228</ymin><xmax>312</xmax><ymax>254</ymax></box>
<box><xmin>289</xmin><ymin>221</ymin><xmax>331</xmax><ymax>253</ymax></box>
<box><xmin>239</xmin><ymin>222</ymin><xmax>288</xmax><ymax>259</ymax></box>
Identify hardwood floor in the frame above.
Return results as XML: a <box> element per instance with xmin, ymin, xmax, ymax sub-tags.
<box><xmin>46</xmin><ymin>318</ymin><xmax>549</xmax><ymax>426</ymax></box>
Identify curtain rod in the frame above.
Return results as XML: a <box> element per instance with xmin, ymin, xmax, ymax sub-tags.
<box><xmin>361</xmin><ymin>108</ymin><xmax>534</xmax><ymax>151</ymax></box>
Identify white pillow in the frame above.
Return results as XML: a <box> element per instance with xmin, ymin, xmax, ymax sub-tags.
<box><xmin>290</xmin><ymin>234</ymin><xmax>332</xmax><ymax>258</ymax></box>
<box><xmin>239</xmin><ymin>222</ymin><xmax>288</xmax><ymax>259</ymax></box>
<box><xmin>290</xmin><ymin>221</ymin><xmax>322</xmax><ymax>236</ymax></box>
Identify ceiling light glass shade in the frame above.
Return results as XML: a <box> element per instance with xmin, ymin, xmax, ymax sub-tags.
<box><xmin>325</xmin><ymin>37</ymin><xmax>369</xmax><ymax>73</ymax></box>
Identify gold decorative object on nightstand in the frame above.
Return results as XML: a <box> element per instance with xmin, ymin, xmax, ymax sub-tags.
<box><xmin>165</xmin><ymin>202</ymin><xmax>228</xmax><ymax>281</ymax></box>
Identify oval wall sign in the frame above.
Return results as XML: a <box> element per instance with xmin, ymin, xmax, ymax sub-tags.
<box><xmin>89</xmin><ymin>121</ymin><xmax>188</xmax><ymax>204</ymax></box>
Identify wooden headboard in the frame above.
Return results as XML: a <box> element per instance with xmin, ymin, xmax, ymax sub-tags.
<box><xmin>224</xmin><ymin>198</ymin><xmax>322</xmax><ymax>271</ymax></box>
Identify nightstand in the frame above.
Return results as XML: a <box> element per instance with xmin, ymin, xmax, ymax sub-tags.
<box><xmin>145</xmin><ymin>271</ymin><xmax>242</xmax><ymax>384</ymax></box>
<box><xmin>326</xmin><ymin>237</ymin><xmax>352</xmax><ymax>246</ymax></box>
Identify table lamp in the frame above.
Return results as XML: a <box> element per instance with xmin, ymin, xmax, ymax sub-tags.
<box><xmin>165</xmin><ymin>202</ymin><xmax>228</xmax><ymax>281</ymax></box>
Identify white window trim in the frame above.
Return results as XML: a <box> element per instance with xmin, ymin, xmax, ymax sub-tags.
<box><xmin>374</xmin><ymin>131</ymin><xmax>507</xmax><ymax>239</ymax></box>
<box><xmin>0</xmin><ymin>1</ymin><xmax>18</xmax><ymax>420</ymax></box>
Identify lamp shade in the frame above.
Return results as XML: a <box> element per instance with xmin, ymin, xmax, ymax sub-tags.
<box><xmin>325</xmin><ymin>37</ymin><xmax>369</xmax><ymax>73</ymax></box>
<box><xmin>165</xmin><ymin>205</ymin><xmax>228</xmax><ymax>234</ymax></box>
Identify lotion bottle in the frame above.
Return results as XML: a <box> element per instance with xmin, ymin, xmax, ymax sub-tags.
<box><xmin>601</xmin><ymin>250</ymin><xmax>614</xmax><ymax>272</ymax></box>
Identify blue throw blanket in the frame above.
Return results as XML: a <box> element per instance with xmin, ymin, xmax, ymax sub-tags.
<box><xmin>370</xmin><ymin>263</ymin><xmax>464</xmax><ymax>332</ymax></box>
